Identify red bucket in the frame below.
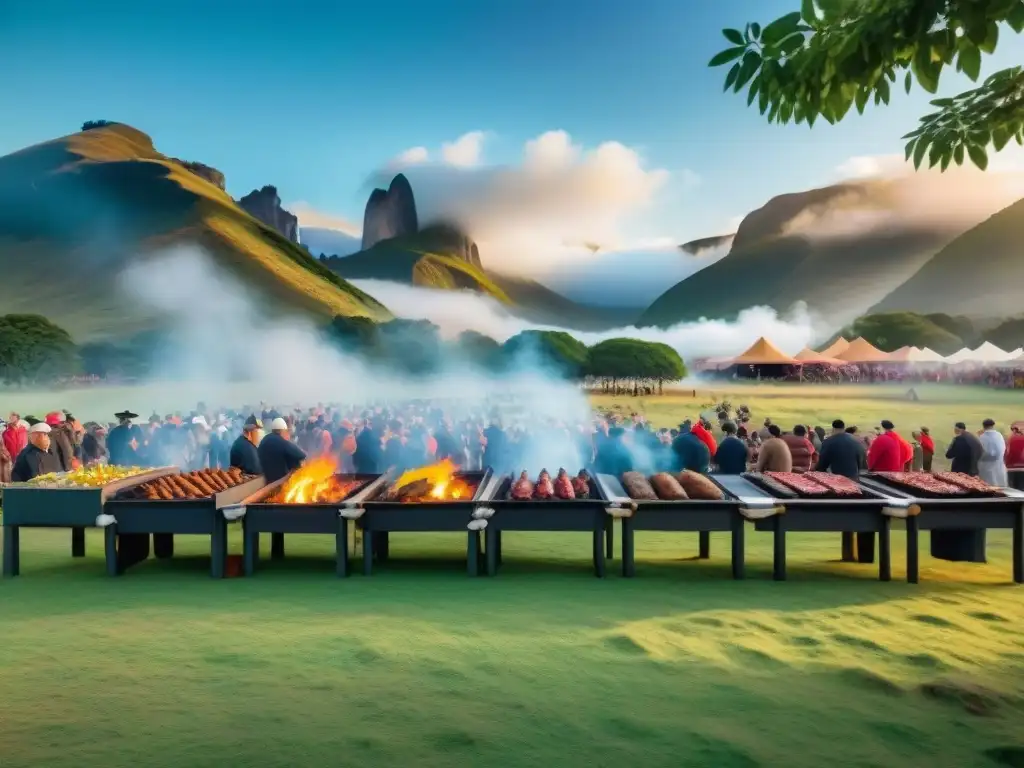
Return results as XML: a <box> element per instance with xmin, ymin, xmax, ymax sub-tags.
<box><xmin>224</xmin><ymin>554</ymin><xmax>244</xmax><ymax>578</ymax></box>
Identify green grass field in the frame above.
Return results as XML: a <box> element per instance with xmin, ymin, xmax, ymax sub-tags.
<box><xmin>2</xmin><ymin>382</ymin><xmax>1024</xmax><ymax>768</ymax></box>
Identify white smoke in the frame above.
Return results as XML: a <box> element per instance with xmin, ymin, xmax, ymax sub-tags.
<box><xmin>349</xmin><ymin>279</ymin><xmax>817</xmax><ymax>358</ymax></box>
<box><xmin>113</xmin><ymin>246</ymin><xmax>592</xmax><ymax>472</ymax></box>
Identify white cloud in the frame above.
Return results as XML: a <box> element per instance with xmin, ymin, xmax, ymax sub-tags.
<box><xmin>441</xmin><ymin>131</ymin><xmax>486</xmax><ymax>167</ymax></box>
<box><xmin>392</xmin><ymin>146</ymin><xmax>430</xmax><ymax>166</ymax></box>
<box><xmin>677</xmin><ymin>168</ymin><xmax>702</xmax><ymax>189</ymax></box>
<box><xmin>287</xmin><ymin>201</ymin><xmax>361</xmax><ymax>236</ymax></box>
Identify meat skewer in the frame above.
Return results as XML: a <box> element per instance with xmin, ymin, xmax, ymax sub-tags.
<box><xmin>510</xmin><ymin>470</ymin><xmax>534</xmax><ymax>500</ymax></box>
<box><xmin>554</xmin><ymin>468</ymin><xmax>575</xmax><ymax>499</ymax></box>
<box><xmin>571</xmin><ymin>470</ymin><xmax>590</xmax><ymax>498</ymax></box>
<box><xmin>533</xmin><ymin>469</ymin><xmax>554</xmax><ymax>500</ymax></box>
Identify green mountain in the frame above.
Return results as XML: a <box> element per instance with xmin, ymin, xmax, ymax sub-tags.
<box><xmin>328</xmin><ymin>224</ymin><xmax>632</xmax><ymax>330</ymax></box>
<box><xmin>0</xmin><ymin>122</ymin><xmax>390</xmax><ymax>341</ymax></box>
<box><xmin>638</xmin><ymin>180</ymin><xmax>967</xmax><ymax>328</ymax></box>
<box><xmin>870</xmin><ymin>196</ymin><xmax>1024</xmax><ymax>320</ymax></box>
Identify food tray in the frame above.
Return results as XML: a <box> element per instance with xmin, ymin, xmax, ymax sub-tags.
<box><xmin>741</xmin><ymin>472</ymin><xmax>886</xmax><ymax>501</ymax></box>
<box><xmin>496</xmin><ymin>470</ymin><xmax>598</xmax><ymax>503</ymax></box>
<box><xmin>866</xmin><ymin>472</ymin><xmax>1005</xmax><ymax>499</ymax></box>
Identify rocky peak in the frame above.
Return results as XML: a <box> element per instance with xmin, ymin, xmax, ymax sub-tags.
<box><xmin>173</xmin><ymin>159</ymin><xmax>226</xmax><ymax>190</ymax></box>
<box><xmin>416</xmin><ymin>222</ymin><xmax>482</xmax><ymax>268</ymax></box>
<box><xmin>361</xmin><ymin>173</ymin><xmax>418</xmax><ymax>250</ymax></box>
<box><xmin>236</xmin><ymin>185</ymin><xmax>299</xmax><ymax>243</ymax></box>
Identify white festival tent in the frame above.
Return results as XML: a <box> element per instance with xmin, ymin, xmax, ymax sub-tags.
<box><xmin>944</xmin><ymin>347</ymin><xmax>974</xmax><ymax>364</ymax></box>
<box><xmin>946</xmin><ymin>342</ymin><xmax>1014</xmax><ymax>364</ymax></box>
<box><xmin>909</xmin><ymin>346</ymin><xmax>947</xmax><ymax>363</ymax></box>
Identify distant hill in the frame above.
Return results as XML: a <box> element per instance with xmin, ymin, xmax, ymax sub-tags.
<box><xmin>0</xmin><ymin>123</ymin><xmax>390</xmax><ymax>340</ymax></box>
<box><xmin>870</xmin><ymin>196</ymin><xmax>1024</xmax><ymax>319</ymax></box>
<box><xmin>639</xmin><ymin>180</ymin><xmax>974</xmax><ymax>328</ymax></box>
<box><xmin>679</xmin><ymin>234</ymin><xmax>734</xmax><ymax>255</ymax></box>
<box><xmin>301</xmin><ymin>226</ymin><xmax>361</xmax><ymax>258</ymax></box>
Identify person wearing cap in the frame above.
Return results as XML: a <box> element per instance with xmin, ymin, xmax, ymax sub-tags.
<box><xmin>11</xmin><ymin>423</ymin><xmax>60</xmax><ymax>482</ymax></box>
<box><xmin>978</xmin><ymin>419</ymin><xmax>1008</xmax><ymax>488</ymax></box>
<box><xmin>108</xmin><ymin>411</ymin><xmax>142</xmax><ymax>466</ymax></box>
<box><xmin>257</xmin><ymin>417</ymin><xmax>306</xmax><ymax>483</ymax></box>
<box><xmin>81</xmin><ymin>423</ymin><xmax>109</xmax><ymax>465</ymax></box>
<box><xmin>44</xmin><ymin>411</ymin><xmax>75</xmax><ymax>472</ymax></box>
<box><xmin>230</xmin><ymin>416</ymin><xmax>264</xmax><ymax>476</ymax></box>
<box><xmin>946</xmin><ymin>421</ymin><xmax>983</xmax><ymax>476</ymax></box>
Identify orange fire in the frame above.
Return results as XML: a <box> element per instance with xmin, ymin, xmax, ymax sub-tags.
<box><xmin>391</xmin><ymin>458</ymin><xmax>475</xmax><ymax>501</ymax></box>
<box><xmin>272</xmin><ymin>455</ymin><xmax>361</xmax><ymax>504</ymax></box>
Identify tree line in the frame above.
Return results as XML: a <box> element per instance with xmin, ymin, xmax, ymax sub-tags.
<box><xmin>838</xmin><ymin>312</ymin><xmax>1024</xmax><ymax>355</ymax></box>
<box><xmin>0</xmin><ymin>314</ymin><xmax>688</xmax><ymax>388</ymax></box>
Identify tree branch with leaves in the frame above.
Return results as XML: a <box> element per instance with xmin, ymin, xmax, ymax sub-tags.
<box><xmin>708</xmin><ymin>0</ymin><xmax>1024</xmax><ymax>170</ymax></box>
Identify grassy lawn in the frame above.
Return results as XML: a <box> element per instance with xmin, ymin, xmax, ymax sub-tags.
<box><xmin>2</xmin><ymin>382</ymin><xmax>1023</xmax><ymax>767</ymax></box>
<box><xmin>2</xmin><ymin>528</ymin><xmax>1024</xmax><ymax>768</ymax></box>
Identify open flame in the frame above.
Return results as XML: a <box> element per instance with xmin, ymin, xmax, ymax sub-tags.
<box><xmin>390</xmin><ymin>458</ymin><xmax>475</xmax><ymax>501</ymax></box>
<box><xmin>272</xmin><ymin>455</ymin><xmax>362</xmax><ymax>504</ymax></box>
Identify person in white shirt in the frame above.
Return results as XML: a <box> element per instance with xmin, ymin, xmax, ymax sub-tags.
<box><xmin>978</xmin><ymin>418</ymin><xmax>1008</xmax><ymax>488</ymax></box>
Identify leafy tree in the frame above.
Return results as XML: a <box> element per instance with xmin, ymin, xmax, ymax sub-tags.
<box><xmin>323</xmin><ymin>315</ymin><xmax>379</xmax><ymax>354</ymax></box>
<box><xmin>708</xmin><ymin>0</ymin><xmax>1024</xmax><ymax>171</ymax></box>
<box><xmin>924</xmin><ymin>312</ymin><xmax>977</xmax><ymax>346</ymax></box>
<box><xmin>586</xmin><ymin>338</ymin><xmax>687</xmax><ymax>384</ymax></box>
<box><xmin>0</xmin><ymin>314</ymin><xmax>78</xmax><ymax>381</ymax></box>
<box><xmin>502</xmin><ymin>330</ymin><xmax>589</xmax><ymax>378</ymax></box>
<box><xmin>846</xmin><ymin>311</ymin><xmax>963</xmax><ymax>353</ymax></box>
<box><xmin>81</xmin><ymin>120</ymin><xmax>114</xmax><ymax>131</ymax></box>
<box><xmin>377</xmin><ymin>319</ymin><xmax>443</xmax><ymax>374</ymax></box>
<box><xmin>455</xmin><ymin>330</ymin><xmax>504</xmax><ymax>371</ymax></box>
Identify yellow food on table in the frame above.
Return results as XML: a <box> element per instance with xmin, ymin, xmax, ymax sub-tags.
<box><xmin>26</xmin><ymin>466</ymin><xmax>151</xmax><ymax>488</ymax></box>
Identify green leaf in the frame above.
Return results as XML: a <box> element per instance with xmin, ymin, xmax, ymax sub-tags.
<box><xmin>929</xmin><ymin>97</ymin><xmax>954</xmax><ymax>108</ymax></box>
<box><xmin>723</xmin><ymin>28</ymin><xmax>745</xmax><ymax>45</ymax></box>
<box><xmin>800</xmin><ymin>0</ymin><xmax>817</xmax><ymax>24</ymax></box>
<box><xmin>724</xmin><ymin>62</ymin><xmax>741</xmax><ymax>91</ymax></box>
<box><xmin>779</xmin><ymin>101</ymin><xmax>793</xmax><ymax>122</ymax></box>
<box><xmin>709</xmin><ymin>47</ymin><xmax>747</xmax><ymax>67</ymax></box>
<box><xmin>750</xmin><ymin>22</ymin><xmax>761</xmax><ymax>40</ymax></box>
<box><xmin>940</xmin><ymin>152</ymin><xmax>952</xmax><ymax>171</ymax></box>
<box><xmin>734</xmin><ymin>51</ymin><xmax>761</xmax><ymax>92</ymax></box>
<box><xmin>855</xmin><ymin>87</ymin><xmax>869</xmax><ymax>114</ymax></box>
<box><xmin>958</xmin><ymin>43</ymin><xmax>981</xmax><ymax>81</ymax></box>
<box><xmin>967</xmin><ymin>144</ymin><xmax>988</xmax><ymax>171</ymax></box>
<box><xmin>1009</xmin><ymin>3</ymin><xmax>1024</xmax><ymax>33</ymax></box>
<box><xmin>759</xmin><ymin>84</ymin><xmax>771</xmax><ymax>114</ymax></box>
<box><xmin>904</xmin><ymin>139</ymin><xmax>915</xmax><ymax>162</ymax></box>
<box><xmin>762</xmin><ymin>12</ymin><xmax>801</xmax><ymax>46</ymax></box>
<box><xmin>877</xmin><ymin>78</ymin><xmax>890</xmax><ymax>105</ymax></box>
<box><xmin>953</xmin><ymin>143</ymin><xmax>964</xmax><ymax>166</ymax></box>
<box><xmin>913</xmin><ymin>137</ymin><xmax>929</xmax><ymax>168</ymax></box>
<box><xmin>928</xmin><ymin>142</ymin><xmax>944</xmax><ymax>169</ymax></box>
<box><xmin>979</xmin><ymin>21</ymin><xmax>999</xmax><ymax>54</ymax></box>
<box><xmin>747</xmin><ymin>74</ymin><xmax>761</xmax><ymax>106</ymax></box>
<box><xmin>913</xmin><ymin>46</ymin><xmax>939</xmax><ymax>93</ymax></box>
<box><xmin>779</xmin><ymin>32</ymin><xmax>805</xmax><ymax>56</ymax></box>
<box><xmin>904</xmin><ymin>71</ymin><xmax>913</xmax><ymax>94</ymax></box>
<box><xmin>993</xmin><ymin>126</ymin><xmax>1011</xmax><ymax>151</ymax></box>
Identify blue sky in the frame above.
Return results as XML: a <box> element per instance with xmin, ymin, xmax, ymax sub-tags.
<box><xmin>3</xmin><ymin>0</ymin><xmax>1024</xmax><ymax>243</ymax></box>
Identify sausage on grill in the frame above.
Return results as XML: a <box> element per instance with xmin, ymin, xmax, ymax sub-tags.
<box><xmin>621</xmin><ymin>471</ymin><xmax>658</xmax><ymax>500</ymax></box>
<box><xmin>649</xmin><ymin>472</ymin><xmax>688</xmax><ymax>500</ymax></box>
<box><xmin>676</xmin><ymin>470</ymin><xmax>724</xmax><ymax>500</ymax></box>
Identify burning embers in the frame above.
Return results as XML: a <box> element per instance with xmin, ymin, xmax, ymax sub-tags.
<box><xmin>268</xmin><ymin>456</ymin><xmax>365</xmax><ymax>504</ymax></box>
<box><xmin>382</xmin><ymin>459</ymin><xmax>478</xmax><ymax>503</ymax></box>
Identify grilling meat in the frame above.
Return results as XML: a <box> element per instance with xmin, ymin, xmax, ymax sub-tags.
<box><xmin>677</xmin><ymin>470</ymin><xmax>725</xmax><ymax>500</ymax></box>
<box><xmin>510</xmin><ymin>470</ymin><xmax>535</xmax><ymax>500</ymax></box>
<box><xmin>126</xmin><ymin>468</ymin><xmax>255</xmax><ymax>500</ymax></box>
<box><xmin>554</xmin><ymin>468</ymin><xmax>575</xmax><ymax>499</ymax></box>
<box><xmin>571</xmin><ymin>471</ymin><xmax>590</xmax><ymax>498</ymax></box>
<box><xmin>621</xmin><ymin>471</ymin><xmax>659</xmax><ymax>500</ymax></box>
<box><xmin>743</xmin><ymin>472</ymin><xmax>796</xmax><ymax>498</ymax></box>
<box><xmin>875</xmin><ymin>471</ymin><xmax>966</xmax><ymax>496</ymax></box>
<box><xmin>534</xmin><ymin>469</ymin><xmax>555</xmax><ymax>500</ymax></box>
<box><xmin>934</xmin><ymin>471</ymin><xmax>1002</xmax><ymax>495</ymax></box>
<box><xmin>649</xmin><ymin>472</ymin><xmax>688</xmax><ymax>500</ymax></box>
<box><xmin>802</xmin><ymin>472</ymin><xmax>862</xmax><ymax>496</ymax></box>
<box><xmin>765</xmin><ymin>471</ymin><xmax>831</xmax><ymax>497</ymax></box>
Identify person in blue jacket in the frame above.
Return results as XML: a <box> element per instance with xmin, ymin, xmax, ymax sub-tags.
<box><xmin>595</xmin><ymin>426</ymin><xmax>633</xmax><ymax>477</ymax></box>
<box><xmin>713</xmin><ymin>420</ymin><xmax>749</xmax><ymax>474</ymax></box>
<box><xmin>671</xmin><ymin>421</ymin><xmax>710</xmax><ymax>473</ymax></box>
<box><xmin>257</xmin><ymin>417</ymin><xmax>306</xmax><ymax>483</ymax></box>
<box><xmin>229</xmin><ymin>416</ymin><xmax>263</xmax><ymax>476</ymax></box>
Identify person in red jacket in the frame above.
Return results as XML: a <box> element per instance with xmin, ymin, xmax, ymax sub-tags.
<box><xmin>3</xmin><ymin>413</ymin><xmax>27</xmax><ymax>459</ymax></box>
<box><xmin>919</xmin><ymin>426</ymin><xmax>935</xmax><ymax>471</ymax></box>
<box><xmin>867</xmin><ymin>420</ymin><xmax>910</xmax><ymax>471</ymax></box>
<box><xmin>1006</xmin><ymin>424</ymin><xmax>1024</xmax><ymax>469</ymax></box>
<box><xmin>691</xmin><ymin>419</ymin><xmax>717</xmax><ymax>458</ymax></box>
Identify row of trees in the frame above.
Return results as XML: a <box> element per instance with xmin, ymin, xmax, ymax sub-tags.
<box><xmin>841</xmin><ymin>312</ymin><xmax>1024</xmax><ymax>355</ymax></box>
<box><xmin>0</xmin><ymin>313</ymin><xmax>688</xmax><ymax>388</ymax></box>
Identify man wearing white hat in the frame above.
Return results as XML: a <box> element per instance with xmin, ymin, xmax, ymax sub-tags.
<box><xmin>11</xmin><ymin>423</ymin><xmax>61</xmax><ymax>482</ymax></box>
<box><xmin>257</xmin><ymin>417</ymin><xmax>307</xmax><ymax>484</ymax></box>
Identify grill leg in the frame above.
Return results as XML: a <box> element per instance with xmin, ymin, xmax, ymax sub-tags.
<box><xmin>699</xmin><ymin>531</ymin><xmax>711</xmax><ymax>559</ymax></box>
<box><xmin>622</xmin><ymin>518</ymin><xmax>635</xmax><ymax>577</ymax></box>
<box><xmin>731</xmin><ymin>514</ymin><xmax>745</xmax><ymax>580</ymax></box>
<box><xmin>336</xmin><ymin>518</ymin><xmax>349</xmax><ymax>578</ymax></box>
<box><xmin>467</xmin><ymin>531</ymin><xmax>479</xmax><ymax>576</ymax></box>
<box><xmin>153</xmin><ymin>533</ymin><xmax>174</xmax><ymax>559</ymax></box>
<box><xmin>879</xmin><ymin>519</ymin><xmax>892</xmax><ymax>582</ymax></box>
<box><xmin>907</xmin><ymin>516</ymin><xmax>920</xmax><ymax>584</ymax></box>
<box><xmin>71</xmin><ymin>527</ymin><xmax>86</xmax><ymax>558</ymax></box>
<box><xmin>840</xmin><ymin>532</ymin><xmax>855</xmax><ymax>562</ymax></box>
<box><xmin>362</xmin><ymin>527</ymin><xmax>374</xmax><ymax>576</ymax></box>
<box><xmin>773</xmin><ymin>516</ymin><xmax>787</xmax><ymax>581</ymax></box>
<box><xmin>211</xmin><ymin>517</ymin><xmax>227</xmax><ymax>579</ymax></box>
<box><xmin>593</xmin><ymin>527</ymin><xmax>606</xmax><ymax>578</ymax></box>
<box><xmin>104</xmin><ymin>526</ymin><xmax>119</xmax><ymax>576</ymax></box>
<box><xmin>4</xmin><ymin>525</ymin><xmax>21</xmax><ymax>577</ymax></box>
<box><xmin>1013</xmin><ymin>509</ymin><xmax>1024</xmax><ymax>585</ymax></box>
<box><xmin>856</xmin><ymin>532</ymin><xmax>876</xmax><ymax>564</ymax></box>
<box><xmin>271</xmin><ymin>532</ymin><xmax>285</xmax><ymax>560</ymax></box>
<box><xmin>605</xmin><ymin>517</ymin><xmax>614</xmax><ymax>560</ymax></box>
<box><xmin>243</xmin><ymin>519</ymin><xmax>257</xmax><ymax>577</ymax></box>
<box><xmin>486</xmin><ymin>527</ymin><xmax>498</xmax><ymax>576</ymax></box>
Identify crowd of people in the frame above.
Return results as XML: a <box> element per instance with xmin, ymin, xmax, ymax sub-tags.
<box><xmin>1</xmin><ymin>401</ymin><xmax>1023</xmax><ymax>490</ymax></box>
<box><xmin>715</xmin><ymin>363</ymin><xmax>1024</xmax><ymax>389</ymax></box>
